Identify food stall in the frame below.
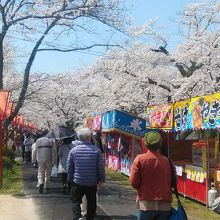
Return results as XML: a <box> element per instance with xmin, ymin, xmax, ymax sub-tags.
<box><xmin>101</xmin><ymin>109</ymin><xmax>146</xmax><ymax>176</ymax></box>
<box><xmin>145</xmin><ymin>93</ymin><xmax>220</xmax><ymax>205</ymax></box>
<box><xmin>172</xmin><ymin>94</ymin><xmax>220</xmax><ymax>204</ymax></box>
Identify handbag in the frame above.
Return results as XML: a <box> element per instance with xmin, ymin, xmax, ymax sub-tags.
<box><xmin>169</xmin><ymin>159</ymin><xmax>188</xmax><ymax>220</ymax></box>
<box><xmin>51</xmin><ymin>164</ymin><xmax>58</xmax><ymax>177</ymax></box>
<box><xmin>57</xmin><ymin>160</ymin><xmax>63</xmax><ymax>174</ymax></box>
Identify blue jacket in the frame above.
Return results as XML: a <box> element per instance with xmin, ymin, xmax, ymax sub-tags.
<box><xmin>67</xmin><ymin>141</ymin><xmax>105</xmax><ymax>186</ymax></box>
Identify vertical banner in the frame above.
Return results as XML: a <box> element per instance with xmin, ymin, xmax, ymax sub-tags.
<box><xmin>0</xmin><ymin>90</ymin><xmax>11</xmax><ymax>187</ymax></box>
<box><xmin>173</xmin><ymin>99</ymin><xmax>192</xmax><ymax>131</ymax></box>
<box><xmin>191</xmin><ymin>93</ymin><xmax>220</xmax><ymax>129</ymax></box>
<box><xmin>145</xmin><ymin>104</ymin><xmax>173</xmax><ymax>130</ymax></box>
<box><xmin>0</xmin><ymin>91</ymin><xmax>11</xmax><ymax>120</ymax></box>
<box><xmin>92</xmin><ymin>114</ymin><xmax>102</xmax><ymax>131</ymax></box>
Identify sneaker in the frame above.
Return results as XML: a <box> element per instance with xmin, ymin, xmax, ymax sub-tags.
<box><xmin>81</xmin><ymin>211</ymin><xmax>87</xmax><ymax>217</ymax></box>
<box><xmin>39</xmin><ymin>184</ymin><xmax>44</xmax><ymax>194</ymax></box>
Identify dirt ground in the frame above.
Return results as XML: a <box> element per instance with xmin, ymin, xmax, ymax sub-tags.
<box><xmin>0</xmin><ymin>195</ymin><xmax>40</xmax><ymax>220</ymax></box>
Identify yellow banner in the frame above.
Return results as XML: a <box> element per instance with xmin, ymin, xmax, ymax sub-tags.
<box><xmin>191</xmin><ymin>93</ymin><xmax>220</xmax><ymax>129</ymax></box>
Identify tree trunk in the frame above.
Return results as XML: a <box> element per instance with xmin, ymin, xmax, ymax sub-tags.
<box><xmin>0</xmin><ymin>37</ymin><xmax>4</xmax><ymax>89</ymax></box>
<box><xmin>3</xmin><ymin>18</ymin><xmax>59</xmax><ymax>131</ymax></box>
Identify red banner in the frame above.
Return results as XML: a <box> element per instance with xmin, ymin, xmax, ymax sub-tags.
<box><xmin>92</xmin><ymin>114</ymin><xmax>102</xmax><ymax>131</ymax></box>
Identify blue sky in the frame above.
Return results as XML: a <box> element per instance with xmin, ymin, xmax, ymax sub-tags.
<box><xmin>27</xmin><ymin>0</ymin><xmax>201</xmax><ymax>74</ymax></box>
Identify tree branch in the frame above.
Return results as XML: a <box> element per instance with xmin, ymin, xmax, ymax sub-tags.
<box><xmin>37</xmin><ymin>43</ymin><xmax>122</xmax><ymax>52</ymax></box>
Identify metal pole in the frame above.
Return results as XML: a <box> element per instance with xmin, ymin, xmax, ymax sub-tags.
<box><xmin>206</xmin><ymin>135</ymin><xmax>209</xmax><ymax>208</ymax></box>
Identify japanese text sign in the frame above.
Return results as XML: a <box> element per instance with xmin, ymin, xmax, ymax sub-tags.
<box><xmin>174</xmin><ymin>99</ymin><xmax>192</xmax><ymax>131</ymax></box>
<box><xmin>191</xmin><ymin>93</ymin><xmax>220</xmax><ymax>129</ymax></box>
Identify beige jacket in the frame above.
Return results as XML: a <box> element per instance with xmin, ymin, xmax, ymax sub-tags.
<box><xmin>32</xmin><ymin>137</ymin><xmax>57</xmax><ymax>165</ymax></box>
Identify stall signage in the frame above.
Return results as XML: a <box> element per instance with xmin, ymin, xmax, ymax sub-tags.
<box><xmin>144</xmin><ymin>104</ymin><xmax>173</xmax><ymax>129</ymax></box>
<box><xmin>102</xmin><ymin>110</ymin><xmax>146</xmax><ymax>137</ymax></box>
<box><xmin>92</xmin><ymin>114</ymin><xmax>102</xmax><ymax>131</ymax></box>
<box><xmin>84</xmin><ymin>116</ymin><xmax>94</xmax><ymax>129</ymax></box>
<box><xmin>191</xmin><ymin>93</ymin><xmax>220</xmax><ymax>129</ymax></box>
<box><xmin>174</xmin><ymin>99</ymin><xmax>192</xmax><ymax>131</ymax></box>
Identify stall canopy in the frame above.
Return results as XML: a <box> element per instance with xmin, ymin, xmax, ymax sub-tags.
<box><xmin>102</xmin><ymin>109</ymin><xmax>146</xmax><ymax>138</ymax></box>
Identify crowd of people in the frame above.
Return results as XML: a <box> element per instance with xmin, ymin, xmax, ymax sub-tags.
<box><xmin>13</xmin><ymin>128</ymin><xmax>177</xmax><ymax>220</ymax></box>
<box><xmin>17</xmin><ymin>127</ymin><xmax>105</xmax><ymax>220</ymax></box>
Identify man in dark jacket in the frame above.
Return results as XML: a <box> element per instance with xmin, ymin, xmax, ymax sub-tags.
<box><xmin>67</xmin><ymin>128</ymin><xmax>105</xmax><ymax>220</ymax></box>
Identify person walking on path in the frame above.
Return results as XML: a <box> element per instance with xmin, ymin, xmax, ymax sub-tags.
<box><xmin>24</xmin><ymin>133</ymin><xmax>35</xmax><ymax>163</ymax></box>
<box><xmin>58</xmin><ymin>137</ymin><xmax>74</xmax><ymax>193</ymax></box>
<box><xmin>129</xmin><ymin>131</ymin><xmax>175</xmax><ymax>220</ymax></box>
<box><xmin>80</xmin><ymin>131</ymin><xmax>104</xmax><ymax>218</ymax></box>
<box><xmin>32</xmin><ymin>130</ymin><xmax>57</xmax><ymax>194</ymax></box>
<box><xmin>67</xmin><ymin>128</ymin><xmax>105</xmax><ymax>220</ymax></box>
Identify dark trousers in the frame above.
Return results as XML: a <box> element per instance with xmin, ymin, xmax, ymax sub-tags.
<box><xmin>137</xmin><ymin>210</ymin><xmax>170</xmax><ymax>220</ymax></box>
<box><xmin>62</xmin><ymin>173</ymin><xmax>68</xmax><ymax>185</ymax></box>
<box><xmin>22</xmin><ymin>145</ymin><xmax>25</xmax><ymax>161</ymax></box>
<box><xmin>71</xmin><ymin>182</ymin><xmax>97</xmax><ymax>220</ymax></box>
<box><xmin>61</xmin><ymin>173</ymin><xmax>71</xmax><ymax>192</ymax></box>
<box><xmin>26</xmin><ymin>151</ymin><xmax>31</xmax><ymax>162</ymax></box>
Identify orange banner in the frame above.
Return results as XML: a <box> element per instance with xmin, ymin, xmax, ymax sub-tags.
<box><xmin>0</xmin><ymin>91</ymin><xmax>11</xmax><ymax>120</ymax></box>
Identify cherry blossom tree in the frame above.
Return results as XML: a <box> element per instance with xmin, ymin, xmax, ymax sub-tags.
<box><xmin>20</xmin><ymin>0</ymin><xmax>220</xmax><ymax>128</ymax></box>
<box><xmin>148</xmin><ymin>1</ymin><xmax>220</xmax><ymax>100</ymax></box>
<box><xmin>0</xmin><ymin>0</ymin><xmax>128</xmax><ymax>129</ymax></box>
